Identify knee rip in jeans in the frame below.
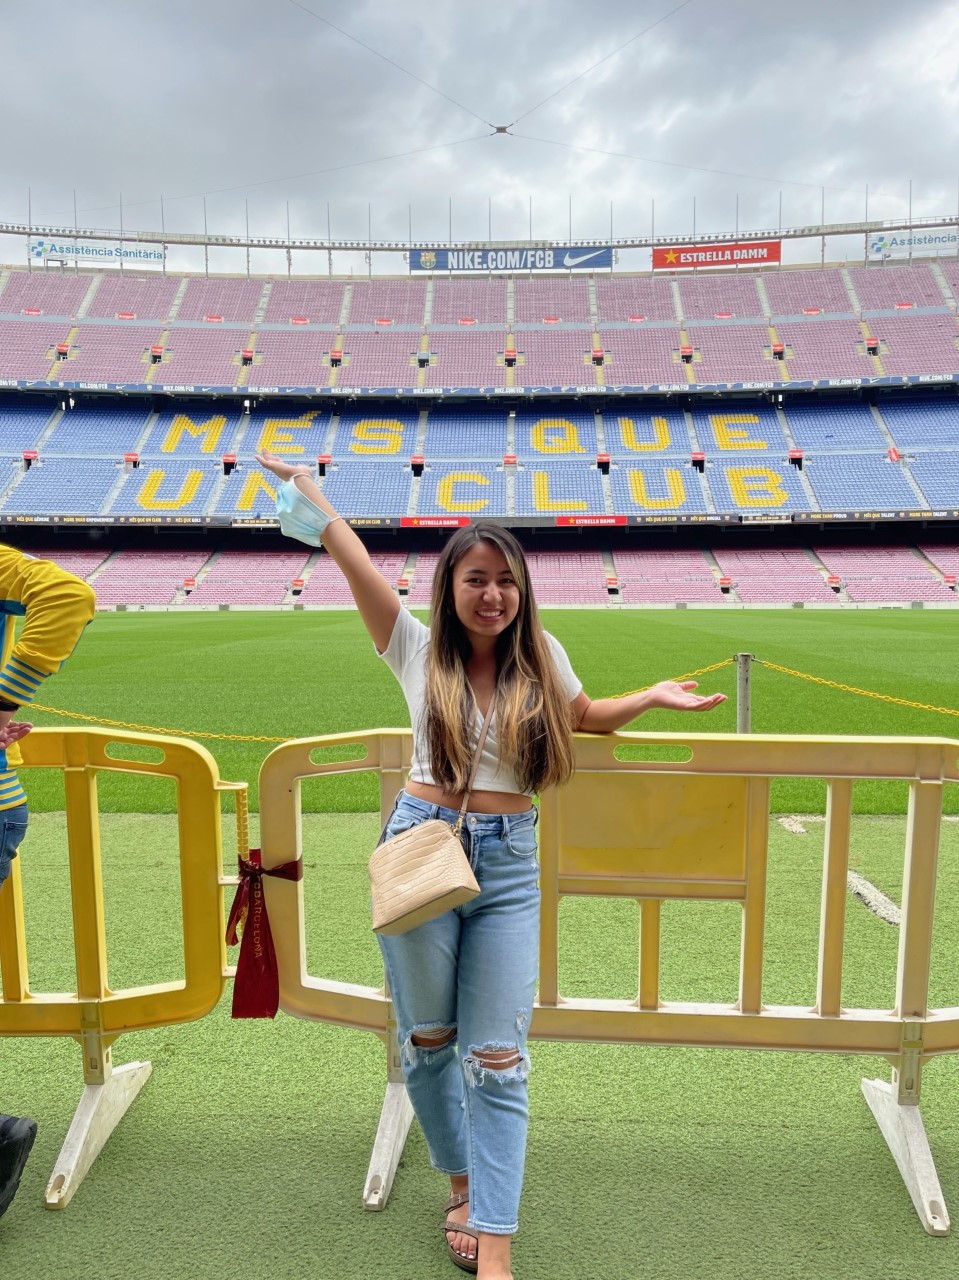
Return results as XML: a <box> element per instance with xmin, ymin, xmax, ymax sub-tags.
<box><xmin>404</xmin><ymin>1022</ymin><xmax>457</xmax><ymax>1065</ymax></box>
<box><xmin>463</xmin><ymin>1043</ymin><xmax>531</xmax><ymax>1088</ymax></box>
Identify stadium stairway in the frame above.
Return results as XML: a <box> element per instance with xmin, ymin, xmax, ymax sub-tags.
<box><xmin>338</xmin><ymin>285</ymin><xmax>352</xmax><ymax>329</ymax></box>
<box><xmin>46</xmin><ymin>326</ymin><xmax>79</xmax><ymax>381</ymax></box>
<box><xmin>587</xmin><ymin>278</ymin><xmax>599</xmax><ymax>328</ymax></box>
<box><xmin>85</xmin><ymin>548</ymin><xmax>125</xmax><ymax>583</ymax></box>
<box><xmin>423</xmin><ymin>278</ymin><xmax>434</xmax><ymax>326</ymax></box>
<box><xmin>701</xmin><ymin>547</ymin><xmax>742</xmax><ymax>602</ymax></box>
<box><xmin>868</xmin><ymin>404</ymin><xmax>932</xmax><ymax>508</ymax></box>
<box><xmin>101</xmin><ymin>464</ymin><xmax>134</xmax><ymax>513</ymax></box>
<box><xmin>133</xmin><ymin>408</ymin><xmax>162</xmax><ymax>450</ymax></box>
<box><xmin>592</xmin><ymin>331</ymin><xmax>605</xmax><ymax>388</ymax></box>
<box><xmin>167</xmin><ymin>276</ymin><xmax>191</xmax><ymax>322</ymax></box>
<box><xmin>930</xmin><ymin>261</ymin><xmax>957</xmax><ymax>305</ymax></box>
<box><xmin>754</xmin><ymin>275</ymin><xmax>773</xmax><ymax>318</ymax></box>
<box><xmin>776</xmin><ymin>408</ymin><xmax>821</xmax><ymax>509</ymax></box>
<box><xmin>274</xmin><ymin>547</ymin><xmax>324</xmax><ymax>604</ymax></box>
<box><xmin>678</xmin><ymin>328</ymin><xmax>697</xmax><ymax>385</ymax></box>
<box><xmin>35</xmin><ymin>405</ymin><xmax>66</xmax><ymax>451</ymax></box>
<box><xmin>841</xmin><ymin>267</ymin><xmax>862</xmax><ymax>313</ymax></box>
<box><xmin>859</xmin><ymin>320</ymin><xmax>887</xmax><ymax>376</ymax></box>
<box><xmin>767</xmin><ymin>323</ymin><xmax>791</xmax><ymax>381</ymax></box>
<box><xmin>804</xmin><ymin>547</ymin><xmax>851</xmax><ymax>603</ymax></box>
<box><xmin>145</xmin><ymin>335</ymin><xmax>168</xmax><ymax>385</ymax></box>
<box><xmin>75</xmin><ymin>276</ymin><xmax>101</xmax><ymax>320</ymax></box>
<box><xmin>0</xmin><ymin>267</ymin><xmax>9</xmax><ymax>299</ymax></box>
<box><xmin>683</xmin><ymin>409</ymin><xmax>718</xmax><ymax>514</ymax></box>
<box><xmin>670</xmin><ymin>278</ymin><xmax>684</xmax><ymax>322</ymax></box>
<box><xmin>253</xmin><ymin>281</ymin><xmax>273</xmax><ymax>326</ymax></box>
<box><xmin>505</xmin><ymin>279</ymin><xmax>515</xmax><ymax>326</ymax></box>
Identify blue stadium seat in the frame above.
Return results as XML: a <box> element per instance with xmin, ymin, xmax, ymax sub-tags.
<box><xmin>0</xmin><ymin>458</ymin><xmax>119</xmax><ymax>514</ymax></box>
<box><xmin>784</xmin><ymin>402</ymin><xmax>887</xmax><ymax>450</ymax></box>
<box><xmin>877</xmin><ymin>399</ymin><xmax>959</xmax><ymax>450</ymax></box>
<box><xmin>0</xmin><ymin>396</ymin><xmax>57</xmax><ymax>455</ymax></box>
<box><xmin>804</xmin><ymin>456</ymin><xmax>923</xmax><ymax>510</ymax></box>
<box><xmin>423</xmin><ymin>409</ymin><xmax>509</xmax><ymax>458</ymax></box>
<box><xmin>44</xmin><ymin>402</ymin><xmax>152</xmax><ymax>455</ymax></box>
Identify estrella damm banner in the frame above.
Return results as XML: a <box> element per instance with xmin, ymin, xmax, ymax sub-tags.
<box><xmin>653</xmin><ymin>240</ymin><xmax>782</xmax><ymax>270</ymax></box>
<box><xmin>409</xmin><ymin>246</ymin><xmax>613</xmax><ymax>273</ymax></box>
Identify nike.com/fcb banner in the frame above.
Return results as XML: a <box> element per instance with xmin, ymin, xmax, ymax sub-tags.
<box><xmin>409</xmin><ymin>246</ymin><xmax>613</xmax><ymax>272</ymax></box>
<box><xmin>652</xmin><ymin>239</ymin><xmax>782</xmax><ymax>270</ymax></box>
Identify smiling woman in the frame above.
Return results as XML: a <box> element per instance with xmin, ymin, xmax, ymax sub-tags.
<box><xmin>254</xmin><ymin>446</ymin><xmax>725</xmax><ymax>1280</ymax></box>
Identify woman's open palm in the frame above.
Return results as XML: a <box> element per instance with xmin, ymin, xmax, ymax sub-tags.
<box><xmin>651</xmin><ymin>680</ymin><xmax>727</xmax><ymax>713</ymax></box>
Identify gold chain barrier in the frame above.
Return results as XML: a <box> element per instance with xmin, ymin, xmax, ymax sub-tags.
<box><xmin>755</xmin><ymin>659</ymin><xmax>959</xmax><ymax>719</ymax></box>
<box><xmin>26</xmin><ymin>702</ymin><xmax>289</xmax><ymax>743</ymax></box>
<box><xmin>27</xmin><ymin>659</ymin><xmax>739</xmax><ymax>739</ymax></box>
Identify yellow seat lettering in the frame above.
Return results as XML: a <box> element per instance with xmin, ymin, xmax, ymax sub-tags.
<box><xmin>255</xmin><ymin>411</ymin><xmax>321</xmax><ymax>455</ymax></box>
<box><xmin>236</xmin><ymin>472</ymin><xmax>278</xmax><ymax>510</ymax></box>
<box><xmin>138</xmin><ymin>470</ymin><xmax>204</xmax><ymax>510</ymax></box>
<box><xmin>350</xmin><ymin>420</ymin><xmax>405</xmax><ymax>455</ymax></box>
<box><xmin>531</xmin><ymin>418</ymin><xmax>586</xmax><ymax>454</ymax></box>
<box><xmin>727</xmin><ymin>468</ymin><xmax>788</xmax><ymax>507</ymax></box>
<box><xmin>619</xmin><ymin>415</ymin><xmax>671</xmax><ymax>452</ymax></box>
<box><xmin>161</xmin><ymin>415</ymin><xmax>227</xmax><ymax>454</ymax></box>
<box><xmin>627</xmin><ymin>469</ymin><xmax>687</xmax><ymax>508</ymax></box>
<box><xmin>533</xmin><ymin>472</ymin><xmax>588</xmax><ymax>512</ymax></box>
<box><xmin>710</xmin><ymin>414</ymin><xmax>768</xmax><ymax>451</ymax></box>
<box><xmin>437</xmin><ymin>473</ymin><xmax>489</xmax><ymax>513</ymax></box>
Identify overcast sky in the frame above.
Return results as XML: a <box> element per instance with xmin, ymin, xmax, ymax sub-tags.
<box><xmin>1</xmin><ymin>0</ymin><xmax>957</xmax><ymax>273</ymax></box>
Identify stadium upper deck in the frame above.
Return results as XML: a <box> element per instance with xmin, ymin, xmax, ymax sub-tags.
<box><xmin>0</xmin><ymin>260</ymin><xmax>956</xmax><ymax>396</ymax></box>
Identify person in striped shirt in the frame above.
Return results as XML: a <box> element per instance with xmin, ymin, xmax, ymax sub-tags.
<box><xmin>0</xmin><ymin>543</ymin><xmax>95</xmax><ymax>1221</ymax></box>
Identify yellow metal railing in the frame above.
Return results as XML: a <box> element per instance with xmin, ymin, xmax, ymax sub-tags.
<box><xmin>2</xmin><ymin>722</ymin><xmax>956</xmax><ymax>1235</ymax></box>
<box><xmin>0</xmin><ymin>727</ymin><xmax>243</xmax><ymax>1209</ymax></box>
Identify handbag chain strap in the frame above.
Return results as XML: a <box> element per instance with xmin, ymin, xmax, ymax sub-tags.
<box><xmin>452</xmin><ymin>699</ymin><xmax>495</xmax><ymax>837</ymax></box>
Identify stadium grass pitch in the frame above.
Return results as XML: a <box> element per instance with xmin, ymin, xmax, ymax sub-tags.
<box><xmin>20</xmin><ymin>606</ymin><xmax>959</xmax><ymax>815</ymax></box>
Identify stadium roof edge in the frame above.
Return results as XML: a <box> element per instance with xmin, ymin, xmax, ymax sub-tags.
<box><xmin>1</xmin><ymin>212</ymin><xmax>956</xmax><ymax>255</ymax></box>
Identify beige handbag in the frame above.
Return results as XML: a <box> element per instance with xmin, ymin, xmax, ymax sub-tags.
<box><xmin>369</xmin><ymin>709</ymin><xmax>492</xmax><ymax>935</ymax></box>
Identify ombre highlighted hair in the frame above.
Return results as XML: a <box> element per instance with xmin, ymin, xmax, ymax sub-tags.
<box><xmin>423</xmin><ymin>522</ymin><xmax>575</xmax><ymax>795</ymax></box>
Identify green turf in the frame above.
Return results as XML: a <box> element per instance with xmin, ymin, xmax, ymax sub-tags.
<box><xmin>1</xmin><ymin>812</ymin><xmax>957</xmax><ymax>1278</ymax></box>
<box><xmin>20</xmin><ymin>608</ymin><xmax>959</xmax><ymax>815</ymax></box>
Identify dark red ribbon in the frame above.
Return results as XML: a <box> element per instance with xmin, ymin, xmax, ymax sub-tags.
<box><xmin>225</xmin><ymin>849</ymin><xmax>303</xmax><ymax>1019</ymax></box>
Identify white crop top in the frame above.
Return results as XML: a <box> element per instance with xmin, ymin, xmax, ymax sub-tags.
<box><xmin>377</xmin><ymin>607</ymin><xmax>583</xmax><ymax>796</ymax></box>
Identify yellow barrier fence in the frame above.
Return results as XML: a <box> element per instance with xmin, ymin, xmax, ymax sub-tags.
<box><xmin>2</xmin><ymin>723</ymin><xmax>957</xmax><ymax>1235</ymax></box>
<box><xmin>257</xmin><ymin>728</ymin><xmax>959</xmax><ymax>1235</ymax></box>
<box><xmin>0</xmin><ymin>728</ymin><xmax>244</xmax><ymax>1208</ymax></box>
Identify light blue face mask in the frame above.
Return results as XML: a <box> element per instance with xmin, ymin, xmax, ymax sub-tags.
<box><xmin>275</xmin><ymin>476</ymin><xmax>334</xmax><ymax>547</ymax></box>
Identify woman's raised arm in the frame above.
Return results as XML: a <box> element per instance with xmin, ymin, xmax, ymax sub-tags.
<box><xmin>256</xmin><ymin>450</ymin><xmax>400</xmax><ymax>652</ymax></box>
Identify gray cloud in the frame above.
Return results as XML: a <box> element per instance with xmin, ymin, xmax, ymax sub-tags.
<box><xmin>1</xmin><ymin>0</ymin><xmax>955</xmax><ymax>272</ymax></box>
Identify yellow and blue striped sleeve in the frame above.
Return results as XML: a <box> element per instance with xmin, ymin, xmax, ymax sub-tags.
<box><xmin>0</xmin><ymin>546</ymin><xmax>96</xmax><ymax>706</ymax></box>
<box><xmin>0</xmin><ymin>546</ymin><xmax>96</xmax><ymax>810</ymax></box>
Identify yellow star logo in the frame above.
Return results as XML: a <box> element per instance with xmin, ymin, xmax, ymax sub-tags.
<box><xmin>665</xmin><ymin>249</ymin><xmax>678</xmax><ymax>264</ymax></box>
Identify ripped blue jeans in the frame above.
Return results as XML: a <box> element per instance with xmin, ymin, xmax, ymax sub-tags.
<box><xmin>377</xmin><ymin>790</ymin><xmax>540</xmax><ymax>1236</ymax></box>
<box><xmin>0</xmin><ymin>802</ymin><xmax>28</xmax><ymax>890</ymax></box>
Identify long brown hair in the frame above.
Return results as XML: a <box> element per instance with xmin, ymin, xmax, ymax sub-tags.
<box><xmin>423</xmin><ymin>522</ymin><xmax>575</xmax><ymax>794</ymax></box>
